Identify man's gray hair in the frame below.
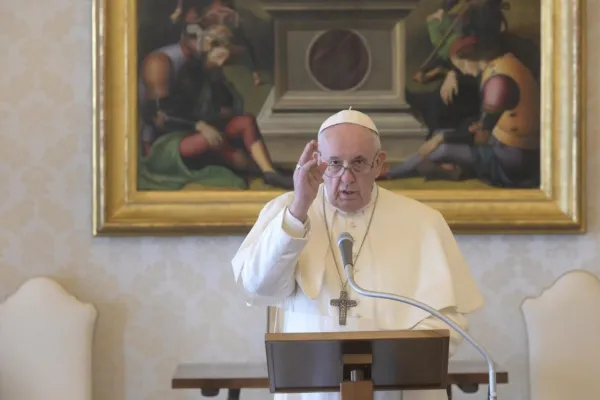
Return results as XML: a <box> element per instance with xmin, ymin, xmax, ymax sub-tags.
<box><xmin>368</xmin><ymin>128</ymin><xmax>381</xmax><ymax>151</ymax></box>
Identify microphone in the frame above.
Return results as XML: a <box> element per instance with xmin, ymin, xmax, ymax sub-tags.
<box><xmin>338</xmin><ymin>238</ymin><xmax>498</xmax><ymax>400</ymax></box>
<box><xmin>337</xmin><ymin>232</ymin><xmax>354</xmax><ymax>268</ymax></box>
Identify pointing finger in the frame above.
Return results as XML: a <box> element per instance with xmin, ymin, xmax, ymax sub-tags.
<box><xmin>298</xmin><ymin>140</ymin><xmax>317</xmax><ymax>166</ymax></box>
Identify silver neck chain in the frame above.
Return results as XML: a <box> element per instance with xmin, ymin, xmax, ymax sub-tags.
<box><xmin>322</xmin><ymin>185</ymin><xmax>379</xmax><ymax>291</ymax></box>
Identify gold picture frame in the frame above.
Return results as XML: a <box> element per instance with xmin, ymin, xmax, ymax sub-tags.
<box><xmin>92</xmin><ymin>0</ymin><xmax>586</xmax><ymax>235</ymax></box>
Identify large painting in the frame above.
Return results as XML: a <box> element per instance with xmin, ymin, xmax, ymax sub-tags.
<box><xmin>93</xmin><ymin>0</ymin><xmax>586</xmax><ymax>235</ymax></box>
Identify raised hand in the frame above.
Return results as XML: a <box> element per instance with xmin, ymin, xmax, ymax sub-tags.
<box><xmin>289</xmin><ymin>140</ymin><xmax>327</xmax><ymax>222</ymax></box>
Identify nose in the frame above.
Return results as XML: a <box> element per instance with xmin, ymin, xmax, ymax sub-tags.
<box><xmin>340</xmin><ymin>167</ymin><xmax>355</xmax><ymax>183</ymax></box>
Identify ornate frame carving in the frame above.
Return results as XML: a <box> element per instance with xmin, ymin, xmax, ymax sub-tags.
<box><xmin>92</xmin><ymin>0</ymin><xmax>586</xmax><ymax>235</ymax></box>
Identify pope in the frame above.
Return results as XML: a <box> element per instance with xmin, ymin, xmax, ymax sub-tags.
<box><xmin>231</xmin><ymin>108</ymin><xmax>485</xmax><ymax>400</ymax></box>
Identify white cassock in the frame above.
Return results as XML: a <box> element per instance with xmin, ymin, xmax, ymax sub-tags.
<box><xmin>232</xmin><ymin>184</ymin><xmax>484</xmax><ymax>400</ymax></box>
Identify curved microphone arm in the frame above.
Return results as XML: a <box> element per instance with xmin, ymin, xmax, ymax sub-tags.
<box><xmin>344</xmin><ymin>263</ymin><xmax>497</xmax><ymax>400</ymax></box>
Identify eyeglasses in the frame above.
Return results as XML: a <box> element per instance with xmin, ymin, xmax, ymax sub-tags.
<box><xmin>320</xmin><ymin>154</ymin><xmax>379</xmax><ymax>178</ymax></box>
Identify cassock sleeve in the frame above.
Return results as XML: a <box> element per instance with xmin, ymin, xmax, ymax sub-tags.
<box><xmin>411</xmin><ymin>306</ymin><xmax>467</xmax><ymax>357</ymax></box>
<box><xmin>232</xmin><ymin>195</ymin><xmax>311</xmax><ymax>301</ymax></box>
<box><xmin>432</xmin><ymin>210</ymin><xmax>484</xmax><ymax>314</ymax></box>
<box><xmin>282</xmin><ymin>208</ymin><xmax>310</xmax><ymax>238</ymax></box>
<box><xmin>408</xmin><ymin>210</ymin><xmax>482</xmax><ymax>357</ymax></box>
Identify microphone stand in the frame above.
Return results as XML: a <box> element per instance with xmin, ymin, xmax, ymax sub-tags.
<box><xmin>344</xmin><ymin>263</ymin><xmax>497</xmax><ymax>400</ymax></box>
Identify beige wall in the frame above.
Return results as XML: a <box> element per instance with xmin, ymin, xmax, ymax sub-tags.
<box><xmin>0</xmin><ymin>1</ymin><xmax>598</xmax><ymax>400</ymax></box>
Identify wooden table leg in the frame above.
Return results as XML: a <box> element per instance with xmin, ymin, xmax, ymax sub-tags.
<box><xmin>446</xmin><ymin>385</ymin><xmax>452</xmax><ymax>400</ymax></box>
<box><xmin>457</xmin><ymin>383</ymin><xmax>479</xmax><ymax>394</ymax></box>
<box><xmin>201</xmin><ymin>388</ymin><xmax>220</xmax><ymax>397</ymax></box>
<box><xmin>227</xmin><ymin>389</ymin><xmax>241</xmax><ymax>400</ymax></box>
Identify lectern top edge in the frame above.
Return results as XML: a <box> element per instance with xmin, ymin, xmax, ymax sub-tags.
<box><xmin>265</xmin><ymin>328</ymin><xmax>450</xmax><ymax>396</ymax></box>
<box><xmin>265</xmin><ymin>329</ymin><xmax>450</xmax><ymax>342</ymax></box>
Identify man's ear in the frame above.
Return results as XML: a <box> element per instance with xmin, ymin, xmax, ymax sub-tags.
<box><xmin>374</xmin><ymin>151</ymin><xmax>387</xmax><ymax>175</ymax></box>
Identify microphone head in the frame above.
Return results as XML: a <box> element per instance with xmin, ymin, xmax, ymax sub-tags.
<box><xmin>337</xmin><ymin>232</ymin><xmax>354</xmax><ymax>269</ymax></box>
<box><xmin>337</xmin><ymin>232</ymin><xmax>354</xmax><ymax>246</ymax></box>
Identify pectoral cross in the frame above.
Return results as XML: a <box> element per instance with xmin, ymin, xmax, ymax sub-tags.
<box><xmin>330</xmin><ymin>290</ymin><xmax>357</xmax><ymax>325</ymax></box>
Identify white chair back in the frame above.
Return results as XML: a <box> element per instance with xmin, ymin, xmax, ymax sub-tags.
<box><xmin>522</xmin><ymin>269</ymin><xmax>600</xmax><ymax>400</ymax></box>
<box><xmin>0</xmin><ymin>277</ymin><xmax>97</xmax><ymax>400</ymax></box>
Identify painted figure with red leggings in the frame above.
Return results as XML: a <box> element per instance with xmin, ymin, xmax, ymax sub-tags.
<box><xmin>139</xmin><ymin>17</ymin><xmax>292</xmax><ymax>190</ymax></box>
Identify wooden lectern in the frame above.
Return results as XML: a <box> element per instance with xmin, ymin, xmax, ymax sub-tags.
<box><xmin>265</xmin><ymin>330</ymin><xmax>450</xmax><ymax>400</ymax></box>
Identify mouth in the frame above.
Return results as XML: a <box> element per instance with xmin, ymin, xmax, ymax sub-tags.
<box><xmin>339</xmin><ymin>189</ymin><xmax>357</xmax><ymax>197</ymax></box>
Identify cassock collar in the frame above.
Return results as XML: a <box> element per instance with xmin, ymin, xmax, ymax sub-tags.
<box><xmin>322</xmin><ymin>184</ymin><xmax>379</xmax><ymax>219</ymax></box>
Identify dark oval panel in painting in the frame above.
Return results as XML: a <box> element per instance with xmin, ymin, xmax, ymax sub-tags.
<box><xmin>307</xmin><ymin>29</ymin><xmax>370</xmax><ymax>91</ymax></box>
